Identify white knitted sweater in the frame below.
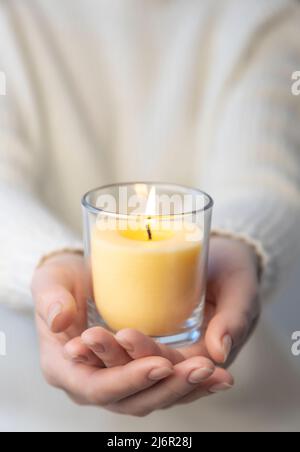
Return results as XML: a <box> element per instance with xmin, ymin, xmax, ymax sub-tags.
<box><xmin>0</xmin><ymin>0</ymin><xmax>300</xmax><ymax>309</ymax></box>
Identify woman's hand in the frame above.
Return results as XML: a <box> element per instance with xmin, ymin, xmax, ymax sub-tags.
<box><xmin>32</xmin><ymin>251</ymin><xmax>232</xmax><ymax>416</ymax></box>
<box><xmin>32</xmin><ymin>234</ymin><xmax>260</xmax><ymax>415</ymax></box>
<box><xmin>177</xmin><ymin>235</ymin><xmax>261</xmax><ymax>368</ymax></box>
<box><xmin>66</xmin><ymin>236</ymin><xmax>260</xmax><ymax>410</ymax></box>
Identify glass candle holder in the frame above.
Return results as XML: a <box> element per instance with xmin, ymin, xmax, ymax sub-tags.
<box><xmin>82</xmin><ymin>183</ymin><xmax>213</xmax><ymax>348</ymax></box>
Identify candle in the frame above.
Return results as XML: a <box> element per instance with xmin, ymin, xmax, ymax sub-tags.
<box><xmin>90</xmin><ymin>188</ymin><xmax>203</xmax><ymax>337</ymax></box>
<box><xmin>83</xmin><ymin>183</ymin><xmax>213</xmax><ymax>346</ymax></box>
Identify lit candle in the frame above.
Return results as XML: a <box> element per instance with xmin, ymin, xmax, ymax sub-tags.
<box><xmin>90</xmin><ymin>186</ymin><xmax>203</xmax><ymax>337</ymax></box>
<box><xmin>145</xmin><ymin>186</ymin><xmax>156</xmax><ymax>241</ymax></box>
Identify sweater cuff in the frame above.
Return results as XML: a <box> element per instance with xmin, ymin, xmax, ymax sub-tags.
<box><xmin>37</xmin><ymin>247</ymin><xmax>84</xmax><ymax>269</ymax></box>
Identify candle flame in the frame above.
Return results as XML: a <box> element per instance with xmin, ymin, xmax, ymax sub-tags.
<box><xmin>134</xmin><ymin>185</ymin><xmax>156</xmax><ymax>239</ymax></box>
<box><xmin>145</xmin><ymin>187</ymin><xmax>156</xmax><ymax>240</ymax></box>
<box><xmin>145</xmin><ymin>186</ymin><xmax>156</xmax><ymax>217</ymax></box>
<box><xmin>134</xmin><ymin>184</ymin><xmax>149</xmax><ymax>199</ymax></box>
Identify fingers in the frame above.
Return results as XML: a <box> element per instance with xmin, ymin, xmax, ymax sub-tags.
<box><xmin>65</xmin><ymin>327</ymin><xmax>184</xmax><ymax>370</ymax></box>
<box><xmin>81</xmin><ymin>327</ymin><xmax>131</xmax><ymax>367</ymax></box>
<box><xmin>64</xmin><ymin>337</ymin><xmax>104</xmax><ymax>367</ymax></box>
<box><xmin>41</xmin><ymin>339</ymin><xmax>174</xmax><ymax>408</ymax></box>
<box><xmin>205</xmin><ymin>278</ymin><xmax>260</xmax><ymax>364</ymax></box>
<box><xmin>115</xmin><ymin>329</ymin><xmax>184</xmax><ymax>364</ymax></box>
<box><xmin>75</xmin><ymin>356</ymin><xmax>174</xmax><ymax>406</ymax></box>
<box><xmin>32</xmin><ymin>264</ymin><xmax>78</xmax><ymax>333</ymax></box>
<box><xmin>43</xmin><ymin>336</ymin><xmax>233</xmax><ymax>414</ymax></box>
<box><xmin>176</xmin><ymin>367</ymin><xmax>234</xmax><ymax>405</ymax></box>
<box><xmin>113</xmin><ymin>356</ymin><xmax>223</xmax><ymax>417</ymax></box>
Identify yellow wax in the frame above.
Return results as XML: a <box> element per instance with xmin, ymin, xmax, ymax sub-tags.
<box><xmin>91</xmin><ymin>223</ymin><xmax>202</xmax><ymax>336</ymax></box>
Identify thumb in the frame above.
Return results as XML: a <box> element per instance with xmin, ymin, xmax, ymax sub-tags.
<box><xmin>32</xmin><ymin>264</ymin><xmax>78</xmax><ymax>333</ymax></box>
<box><xmin>205</xmin><ymin>276</ymin><xmax>260</xmax><ymax>364</ymax></box>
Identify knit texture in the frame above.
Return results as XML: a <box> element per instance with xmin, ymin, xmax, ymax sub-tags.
<box><xmin>0</xmin><ymin>0</ymin><xmax>300</xmax><ymax>309</ymax></box>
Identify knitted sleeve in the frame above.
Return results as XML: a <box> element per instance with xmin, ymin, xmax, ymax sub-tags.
<box><xmin>0</xmin><ymin>5</ymin><xmax>81</xmax><ymax>310</ymax></box>
<box><xmin>205</xmin><ymin>8</ymin><xmax>300</xmax><ymax>297</ymax></box>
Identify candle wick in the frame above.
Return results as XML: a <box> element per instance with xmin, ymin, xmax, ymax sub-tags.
<box><xmin>146</xmin><ymin>218</ymin><xmax>152</xmax><ymax>241</ymax></box>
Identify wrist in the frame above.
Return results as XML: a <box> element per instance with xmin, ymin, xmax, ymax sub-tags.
<box><xmin>210</xmin><ymin>233</ymin><xmax>263</xmax><ymax>283</ymax></box>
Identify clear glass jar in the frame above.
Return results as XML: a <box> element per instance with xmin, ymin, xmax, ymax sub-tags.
<box><xmin>82</xmin><ymin>182</ymin><xmax>213</xmax><ymax>347</ymax></box>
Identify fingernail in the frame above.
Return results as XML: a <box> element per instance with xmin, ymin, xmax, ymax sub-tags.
<box><xmin>47</xmin><ymin>303</ymin><xmax>63</xmax><ymax>329</ymax></box>
<box><xmin>116</xmin><ymin>337</ymin><xmax>134</xmax><ymax>352</ymax></box>
<box><xmin>222</xmin><ymin>335</ymin><xmax>233</xmax><ymax>363</ymax></box>
<box><xmin>188</xmin><ymin>367</ymin><xmax>214</xmax><ymax>384</ymax></box>
<box><xmin>90</xmin><ymin>343</ymin><xmax>106</xmax><ymax>354</ymax></box>
<box><xmin>74</xmin><ymin>355</ymin><xmax>89</xmax><ymax>363</ymax></box>
<box><xmin>209</xmin><ymin>383</ymin><xmax>233</xmax><ymax>393</ymax></box>
<box><xmin>148</xmin><ymin>367</ymin><xmax>173</xmax><ymax>381</ymax></box>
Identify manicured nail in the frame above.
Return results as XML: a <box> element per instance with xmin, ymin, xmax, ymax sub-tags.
<box><xmin>209</xmin><ymin>383</ymin><xmax>233</xmax><ymax>393</ymax></box>
<box><xmin>222</xmin><ymin>335</ymin><xmax>233</xmax><ymax>363</ymax></box>
<box><xmin>116</xmin><ymin>336</ymin><xmax>134</xmax><ymax>352</ymax></box>
<box><xmin>90</xmin><ymin>343</ymin><xmax>106</xmax><ymax>354</ymax></box>
<box><xmin>148</xmin><ymin>367</ymin><xmax>173</xmax><ymax>381</ymax></box>
<box><xmin>47</xmin><ymin>303</ymin><xmax>63</xmax><ymax>329</ymax></box>
<box><xmin>74</xmin><ymin>355</ymin><xmax>89</xmax><ymax>363</ymax></box>
<box><xmin>188</xmin><ymin>367</ymin><xmax>214</xmax><ymax>384</ymax></box>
